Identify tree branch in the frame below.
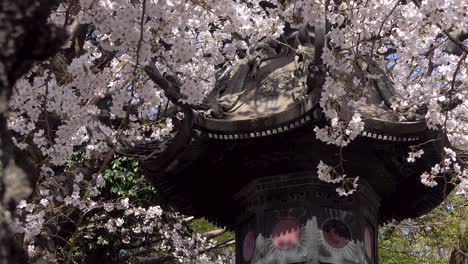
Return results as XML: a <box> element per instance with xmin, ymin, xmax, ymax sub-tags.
<box><xmin>144</xmin><ymin>63</ymin><xmax>186</xmax><ymax>109</ymax></box>
<box><xmin>201</xmin><ymin>228</ymin><xmax>226</xmax><ymax>240</ymax></box>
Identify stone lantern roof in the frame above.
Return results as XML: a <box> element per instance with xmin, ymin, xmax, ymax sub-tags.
<box><xmin>141</xmin><ymin>32</ymin><xmax>455</xmax><ymax>229</ymax></box>
<box><xmin>138</xmin><ymin>10</ymin><xmax>466</xmax><ymax>264</ymax></box>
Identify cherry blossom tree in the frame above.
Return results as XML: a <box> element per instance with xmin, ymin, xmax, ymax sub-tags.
<box><xmin>1</xmin><ymin>0</ymin><xmax>467</xmax><ymax>263</ymax></box>
<box><xmin>0</xmin><ymin>0</ymin><xmax>67</xmax><ymax>263</ymax></box>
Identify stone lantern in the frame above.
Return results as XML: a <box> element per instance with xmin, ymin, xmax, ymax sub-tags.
<box><xmin>142</xmin><ymin>19</ymin><xmax>455</xmax><ymax>264</ymax></box>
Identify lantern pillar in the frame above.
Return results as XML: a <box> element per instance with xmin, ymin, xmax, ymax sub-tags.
<box><xmin>235</xmin><ymin>172</ymin><xmax>379</xmax><ymax>264</ymax></box>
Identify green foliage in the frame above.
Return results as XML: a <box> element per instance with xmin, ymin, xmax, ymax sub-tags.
<box><xmin>190</xmin><ymin>218</ymin><xmax>235</xmax><ymax>243</ymax></box>
<box><xmin>67</xmin><ymin>154</ymin><xmax>468</xmax><ymax>264</ymax></box>
<box><xmin>190</xmin><ymin>218</ymin><xmax>235</xmax><ymax>258</ymax></box>
<box><xmin>66</xmin><ymin>148</ymin><xmax>86</xmax><ymax>167</ymax></box>
<box><xmin>379</xmin><ymin>193</ymin><xmax>468</xmax><ymax>264</ymax></box>
<box><xmin>69</xmin><ymin>155</ymin><xmax>235</xmax><ymax>263</ymax></box>
<box><xmin>68</xmin><ymin>155</ymin><xmax>159</xmax><ymax>263</ymax></box>
<box><xmin>69</xmin><ymin>250</ymin><xmax>86</xmax><ymax>264</ymax></box>
<box><xmin>104</xmin><ymin>156</ymin><xmax>158</xmax><ymax>203</ymax></box>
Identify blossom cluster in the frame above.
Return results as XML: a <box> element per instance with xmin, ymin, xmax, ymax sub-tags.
<box><xmin>407</xmin><ymin>149</ymin><xmax>425</xmax><ymax>163</ymax></box>
<box><xmin>14</xmin><ymin>171</ymin><xmax>228</xmax><ymax>263</ymax></box>
<box><xmin>7</xmin><ymin>0</ymin><xmax>286</xmax><ymax>261</ymax></box>
<box><xmin>420</xmin><ymin>148</ymin><xmax>467</xmax><ymax>190</ymax></box>
<box><xmin>317</xmin><ymin>161</ymin><xmax>360</xmax><ymax>196</ymax></box>
<box><xmin>4</xmin><ymin>0</ymin><xmax>468</xmax><ymax>261</ymax></box>
<box><xmin>312</xmin><ymin>0</ymin><xmax>467</xmax><ymax>197</ymax></box>
<box><xmin>314</xmin><ymin>113</ymin><xmax>365</xmax><ymax>147</ymax></box>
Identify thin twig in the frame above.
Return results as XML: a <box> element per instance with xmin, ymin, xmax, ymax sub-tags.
<box><xmin>443</xmin><ymin>52</ymin><xmax>466</xmax><ymax>134</ymax></box>
<box><xmin>370</xmin><ymin>0</ymin><xmax>401</xmax><ymax>55</ymax></box>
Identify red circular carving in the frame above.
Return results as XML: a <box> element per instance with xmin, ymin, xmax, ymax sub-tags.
<box><xmin>272</xmin><ymin>218</ymin><xmax>302</xmax><ymax>249</ymax></box>
<box><xmin>242</xmin><ymin>230</ymin><xmax>255</xmax><ymax>261</ymax></box>
<box><xmin>322</xmin><ymin>219</ymin><xmax>351</xmax><ymax>249</ymax></box>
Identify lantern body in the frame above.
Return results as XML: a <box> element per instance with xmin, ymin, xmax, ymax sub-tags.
<box><xmin>235</xmin><ymin>173</ymin><xmax>378</xmax><ymax>264</ymax></box>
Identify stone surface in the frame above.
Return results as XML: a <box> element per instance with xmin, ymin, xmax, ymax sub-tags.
<box><xmin>234</xmin><ymin>174</ymin><xmax>378</xmax><ymax>264</ymax></box>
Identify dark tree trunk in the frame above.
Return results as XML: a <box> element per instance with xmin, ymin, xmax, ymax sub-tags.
<box><xmin>0</xmin><ymin>1</ymin><xmax>66</xmax><ymax>263</ymax></box>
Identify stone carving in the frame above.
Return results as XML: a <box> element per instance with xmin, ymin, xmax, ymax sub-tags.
<box><xmin>197</xmin><ymin>26</ymin><xmax>317</xmax><ymax>119</ymax></box>
<box><xmin>241</xmin><ymin>215</ymin><xmax>371</xmax><ymax>264</ymax></box>
<box><xmin>235</xmin><ymin>175</ymin><xmax>379</xmax><ymax>264</ymax></box>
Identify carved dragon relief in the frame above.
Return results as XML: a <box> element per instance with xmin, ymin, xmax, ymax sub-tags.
<box><xmin>190</xmin><ymin>24</ymin><xmax>432</xmax><ymax>140</ymax></box>
<box><xmin>195</xmin><ymin>26</ymin><xmax>318</xmax><ymax>120</ymax></box>
<box><xmin>143</xmin><ymin>20</ymin><xmax>423</xmax><ymax>140</ymax></box>
<box><xmin>143</xmin><ymin>24</ymin><xmax>468</xmax><ymax>143</ymax></box>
